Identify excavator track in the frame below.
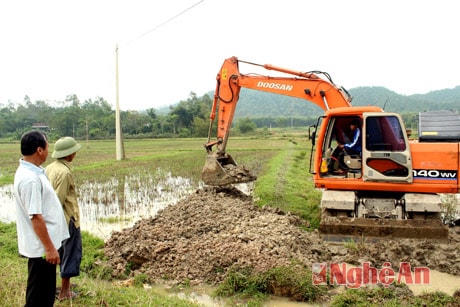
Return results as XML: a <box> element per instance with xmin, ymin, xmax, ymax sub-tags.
<box><xmin>319</xmin><ymin>190</ymin><xmax>449</xmax><ymax>241</ymax></box>
<box><xmin>320</xmin><ymin>217</ymin><xmax>449</xmax><ymax>241</ymax></box>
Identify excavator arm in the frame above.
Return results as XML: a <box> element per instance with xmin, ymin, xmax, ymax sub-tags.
<box><xmin>202</xmin><ymin>56</ymin><xmax>352</xmax><ymax>186</ymax></box>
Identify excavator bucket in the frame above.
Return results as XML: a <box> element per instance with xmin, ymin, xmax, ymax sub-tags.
<box><xmin>202</xmin><ymin>153</ymin><xmax>257</xmax><ymax>186</ymax></box>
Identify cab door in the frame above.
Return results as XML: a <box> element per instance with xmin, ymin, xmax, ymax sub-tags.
<box><xmin>362</xmin><ymin>112</ymin><xmax>413</xmax><ymax>183</ymax></box>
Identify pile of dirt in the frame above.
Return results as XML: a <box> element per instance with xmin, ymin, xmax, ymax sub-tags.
<box><xmin>104</xmin><ymin>186</ymin><xmax>460</xmax><ymax>285</ymax></box>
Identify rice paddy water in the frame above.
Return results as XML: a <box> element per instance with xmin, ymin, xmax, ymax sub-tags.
<box><xmin>0</xmin><ymin>169</ymin><xmax>198</xmax><ymax>240</ymax></box>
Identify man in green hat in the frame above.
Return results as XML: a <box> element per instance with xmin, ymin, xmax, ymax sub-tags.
<box><xmin>46</xmin><ymin>137</ymin><xmax>82</xmax><ymax>301</ymax></box>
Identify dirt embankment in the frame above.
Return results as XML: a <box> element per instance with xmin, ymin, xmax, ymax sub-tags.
<box><xmin>104</xmin><ymin>186</ymin><xmax>460</xmax><ymax>286</ymax></box>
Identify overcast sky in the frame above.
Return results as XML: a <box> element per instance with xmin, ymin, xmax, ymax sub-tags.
<box><xmin>1</xmin><ymin>0</ymin><xmax>459</xmax><ymax>111</ymax></box>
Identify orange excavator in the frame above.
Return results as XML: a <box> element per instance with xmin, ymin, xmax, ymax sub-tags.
<box><xmin>203</xmin><ymin>56</ymin><xmax>460</xmax><ymax>240</ymax></box>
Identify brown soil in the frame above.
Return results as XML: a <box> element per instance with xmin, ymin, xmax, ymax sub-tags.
<box><xmin>104</xmin><ymin>186</ymin><xmax>460</xmax><ymax>291</ymax></box>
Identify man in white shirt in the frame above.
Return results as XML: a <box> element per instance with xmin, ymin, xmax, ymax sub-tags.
<box><xmin>14</xmin><ymin>130</ymin><xmax>69</xmax><ymax>307</ymax></box>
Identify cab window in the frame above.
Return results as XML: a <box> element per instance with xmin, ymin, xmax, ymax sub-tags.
<box><xmin>366</xmin><ymin>116</ymin><xmax>406</xmax><ymax>151</ymax></box>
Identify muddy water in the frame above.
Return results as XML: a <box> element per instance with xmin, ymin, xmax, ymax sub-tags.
<box><xmin>408</xmin><ymin>270</ymin><xmax>460</xmax><ymax>296</ymax></box>
<box><xmin>167</xmin><ymin>284</ymin><xmax>316</xmax><ymax>307</ymax></box>
<box><xmin>77</xmin><ymin>171</ymin><xmax>198</xmax><ymax>240</ymax></box>
<box><xmin>176</xmin><ymin>293</ymin><xmax>317</xmax><ymax>307</ymax></box>
<box><xmin>0</xmin><ymin>171</ymin><xmax>202</xmax><ymax>240</ymax></box>
<box><xmin>263</xmin><ymin>298</ymin><xmax>316</xmax><ymax>307</ymax></box>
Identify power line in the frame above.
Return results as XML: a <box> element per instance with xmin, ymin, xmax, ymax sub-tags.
<box><xmin>121</xmin><ymin>0</ymin><xmax>205</xmax><ymax>47</ymax></box>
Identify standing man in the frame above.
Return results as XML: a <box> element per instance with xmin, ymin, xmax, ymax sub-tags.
<box><xmin>14</xmin><ymin>130</ymin><xmax>70</xmax><ymax>307</ymax></box>
<box><xmin>46</xmin><ymin>137</ymin><xmax>82</xmax><ymax>301</ymax></box>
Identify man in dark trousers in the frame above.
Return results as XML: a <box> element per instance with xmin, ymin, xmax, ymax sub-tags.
<box><xmin>46</xmin><ymin>136</ymin><xmax>82</xmax><ymax>301</ymax></box>
<box><xmin>14</xmin><ymin>131</ymin><xmax>69</xmax><ymax>306</ymax></box>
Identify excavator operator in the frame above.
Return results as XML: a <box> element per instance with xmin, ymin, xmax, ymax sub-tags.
<box><xmin>328</xmin><ymin>118</ymin><xmax>362</xmax><ymax>174</ymax></box>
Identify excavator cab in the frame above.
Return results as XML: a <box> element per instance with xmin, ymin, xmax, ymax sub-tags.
<box><xmin>315</xmin><ymin>111</ymin><xmax>413</xmax><ymax>181</ymax></box>
<box><xmin>314</xmin><ymin>115</ymin><xmax>363</xmax><ymax>176</ymax></box>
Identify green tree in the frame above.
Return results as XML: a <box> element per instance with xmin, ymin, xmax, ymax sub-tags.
<box><xmin>192</xmin><ymin>116</ymin><xmax>210</xmax><ymax>137</ymax></box>
<box><xmin>236</xmin><ymin>117</ymin><xmax>256</xmax><ymax>134</ymax></box>
<box><xmin>276</xmin><ymin>117</ymin><xmax>288</xmax><ymax>128</ymax></box>
<box><xmin>146</xmin><ymin>108</ymin><xmax>157</xmax><ymax>120</ymax></box>
<box><xmin>0</xmin><ymin>104</ymin><xmax>15</xmax><ymax>137</ymax></box>
<box><xmin>81</xmin><ymin>97</ymin><xmax>114</xmax><ymax>139</ymax></box>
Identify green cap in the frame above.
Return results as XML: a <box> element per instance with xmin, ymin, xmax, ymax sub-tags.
<box><xmin>52</xmin><ymin>137</ymin><xmax>82</xmax><ymax>159</ymax></box>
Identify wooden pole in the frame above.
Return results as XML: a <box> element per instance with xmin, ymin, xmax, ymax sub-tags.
<box><xmin>115</xmin><ymin>44</ymin><xmax>125</xmax><ymax>160</ymax></box>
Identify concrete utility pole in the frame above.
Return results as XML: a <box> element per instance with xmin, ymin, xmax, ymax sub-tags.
<box><xmin>115</xmin><ymin>44</ymin><xmax>126</xmax><ymax>160</ymax></box>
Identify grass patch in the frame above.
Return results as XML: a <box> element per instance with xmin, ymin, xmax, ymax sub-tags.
<box><xmin>330</xmin><ymin>284</ymin><xmax>460</xmax><ymax>307</ymax></box>
<box><xmin>0</xmin><ymin>222</ymin><xmax>26</xmax><ymax>306</ymax></box>
<box><xmin>0</xmin><ymin>222</ymin><xmax>199</xmax><ymax>307</ymax></box>
<box><xmin>0</xmin><ymin>174</ymin><xmax>13</xmax><ymax>186</ymax></box>
<box><xmin>214</xmin><ymin>263</ymin><xmax>328</xmax><ymax>306</ymax></box>
<box><xmin>253</xmin><ymin>139</ymin><xmax>321</xmax><ymax>229</ymax></box>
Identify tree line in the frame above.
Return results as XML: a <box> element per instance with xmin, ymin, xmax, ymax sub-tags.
<box><xmin>3</xmin><ymin>85</ymin><xmax>459</xmax><ymax>140</ymax></box>
<box><xmin>1</xmin><ymin>92</ymin><xmax>306</xmax><ymax>141</ymax></box>
<box><xmin>0</xmin><ymin>93</ymin><xmax>203</xmax><ymax>140</ymax></box>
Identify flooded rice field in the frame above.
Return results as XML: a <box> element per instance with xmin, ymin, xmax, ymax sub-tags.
<box><xmin>0</xmin><ymin>184</ymin><xmax>15</xmax><ymax>223</ymax></box>
<box><xmin>78</xmin><ymin>170</ymin><xmax>198</xmax><ymax>240</ymax></box>
<box><xmin>0</xmin><ymin>169</ymin><xmax>198</xmax><ymax>240</ymax></box>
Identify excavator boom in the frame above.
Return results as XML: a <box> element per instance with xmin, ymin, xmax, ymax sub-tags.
<box><xmin>202</xmin><ymin>56</ymin><xmax>351</xmax><ymax>186</ymax></box>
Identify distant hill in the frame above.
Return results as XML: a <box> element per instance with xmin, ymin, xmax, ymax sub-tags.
<box><xmin>349</xmin><ymin>86</ymin><xmax>460</xmax><ymax>113</ymax></box>
<box><xmin>233</xmin><ymin>86</ymin><xmax>460</xmax><ymax>118</ymax></box>
<box><xmin>158</xmin><ymin>86</ymin><xmax>460</xmax><ymax>118</ymax></box>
